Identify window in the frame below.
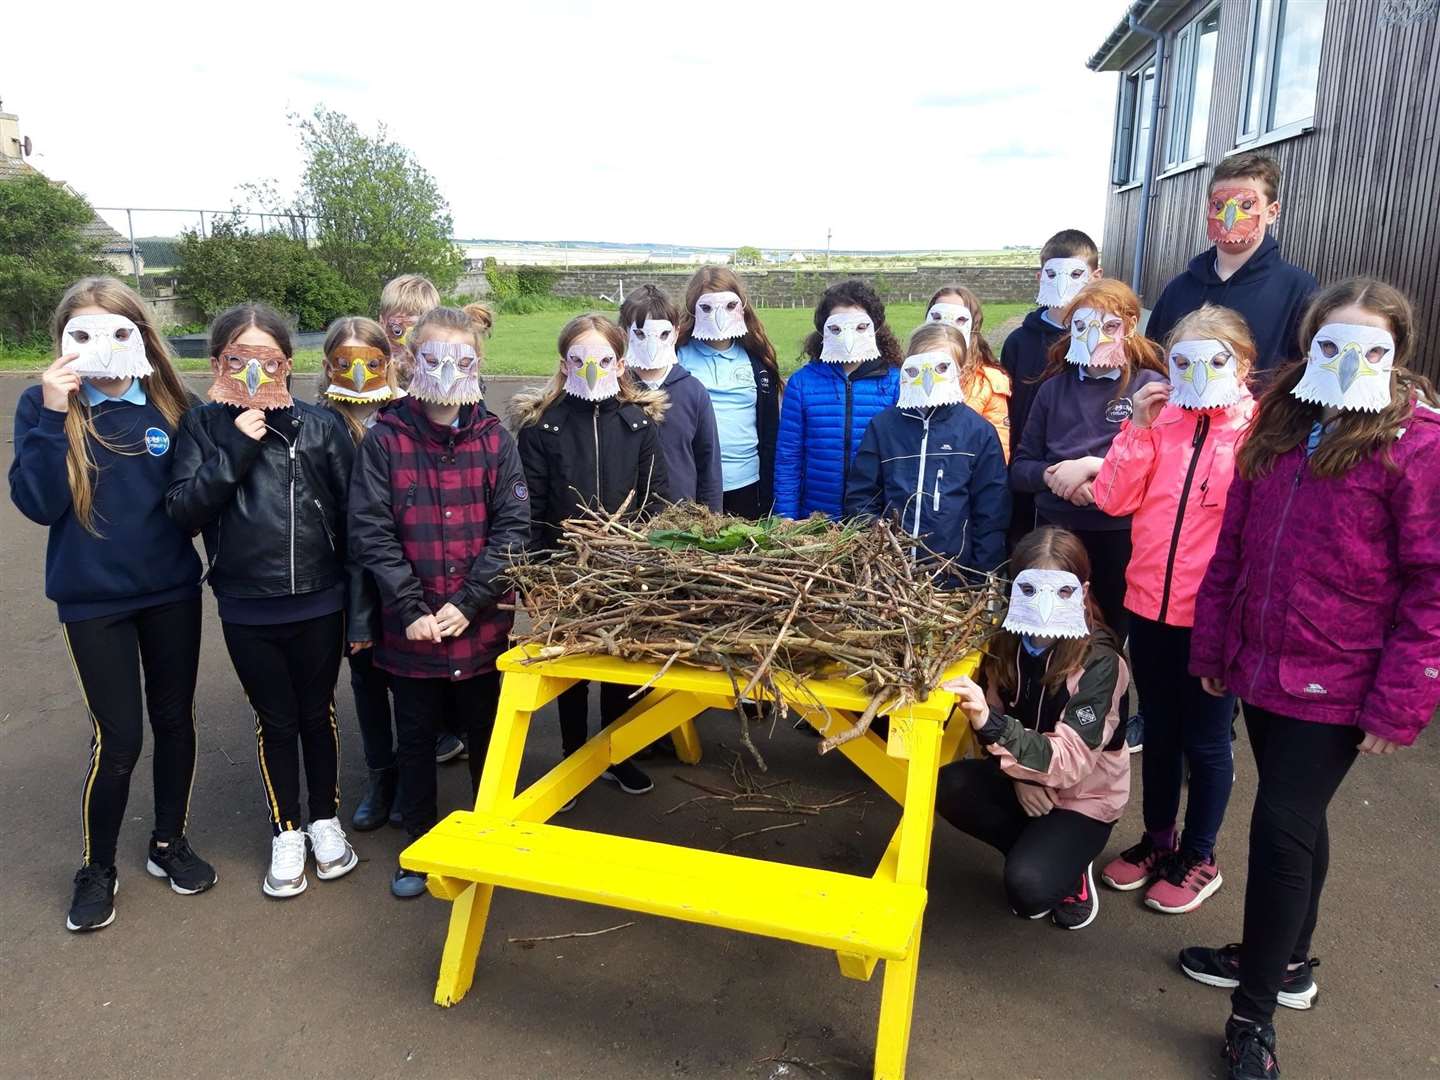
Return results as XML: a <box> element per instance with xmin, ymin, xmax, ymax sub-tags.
<box><xmin>1238</xmin><ymin>0</ymin><xmax>1328</xmax><ymax>144</ymax></box>
<box><xmin>1111</xmin><ymin>57</ymin><xmax>1156</xmax><ymax>185</ymax></box>
<box><xmin>1165</xmin><ymin>6</ymin><xmax>1220</xmax><ymax>168</ymax></box>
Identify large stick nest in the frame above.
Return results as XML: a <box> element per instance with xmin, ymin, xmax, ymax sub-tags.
<box><xmin>505</xmin><ymin>501</ymin><xmax>997</xmax><ymax>766</ymax></box>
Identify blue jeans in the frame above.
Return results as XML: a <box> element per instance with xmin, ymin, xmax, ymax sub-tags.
<box><xmin>1128</xmin><ymin>613</ymin><xmax>1235</xmax><ymax>860</ymax></box>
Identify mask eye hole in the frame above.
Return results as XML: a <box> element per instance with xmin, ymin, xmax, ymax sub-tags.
<box><xmin>1210</xmin><ymin>352</ymin><xmax>1231</xmax><ymax>369</ymax></box>
<box><xmin>934</xmin><ymin>361</ymin><xmax>951</xmax><ymax>374</ymax></box>
<box><xmin>1103</xmin><ymin>318</ymin><xmax>1124</xmax><ymax>335</ymax></box>
<box><xmin>827</xmin><ymin>323</ymin><xmax>841</xmax><ymax>334</ymax></box>
<box><xmin>954</xmin><ymin>316</ymin><xmax>968</xmax><ymax>326</ymax></box>
<box><xmin>113</xmin><ymin>327</ymin><xmax>132</xmax><ymax>341</ymax></box>
<box><xmin>1365</xmin><ymin>346</ymin><xmax>1387</xmax><ymax>363</ymax></box>
<box><xmin>263</xmin><ymin>360</ymin><xmax>280</xmax><ymax>374</ymax></box>
<box><xmin>1018</xmin><ymin>583</ymin><xmax>1036</xmax><ymax>597</ymax></box>
<box><xmin>699</xmin><ymin>304</ymin><xmax>712</xmax><ymax>314</ymax></box>
<box><xmin>223</xmin><ymin>354</ymin><xmax>245</xmax><ymax>370</ymax></box>
<box><xmin>599</xmin><ymin>356</ymin><xmax>614</xmax><ymax>368</ymax></box>
<box><xmin>1318</xmin><ymin>339</ymin><xmax>1338</xmax><ymax>358</ymax></box>
<box><xmin>1173</xmin><ymin>355</ymin><xmax>1190</xmax><ymax>370</ymax></box>
<box><xmin>928</xmin><ymin>312</ymin><xmax>943</xmax><ymax>321</ymax></box>
<box><xmin>71</xmin><ymin>330</ymin><xmax>91</xmax><ymax>343</ymax></box>
<box><xmin>1069</xmin><ymin>269</ymin><xmax>1085</xmax><ymax>279</ymax></box>
<box><xmin>368</xmin><ymin>359</ymin><xmax>383</xmax><ymax>373</ymax></box>
<box><xmin>1045</xmin><ymin>270</ymin><xmax>1057</xmax><ymax>280</ymax></box>
<box><xmin>903</xmin><ymin>365</ymin><xmax>920</xmax><ymax>378</ymax></box>
<box><xmin>726</xmin><ymin>301</ymin><xmax>740</xmax><ymax>312</ymax></box>
<box><xmin>633</xmin><ymin>328</ymin><xmax>646</xmax><ymax>340</ymax></box>
<box><xmin>1057</xmin><ymin>585</ymin><xmax>1076</xmax><ymax>600</ymax></box>
<box><xmin>856</xmin><ymin>322</ymin><xmax>871</xmax><ymax>332</ymax></box>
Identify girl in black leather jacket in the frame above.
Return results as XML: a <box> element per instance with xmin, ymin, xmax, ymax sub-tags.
<box><xmin>167</xmin><ymin>303</ymin><xmax>365</xmax><ymax>900</ymax></box>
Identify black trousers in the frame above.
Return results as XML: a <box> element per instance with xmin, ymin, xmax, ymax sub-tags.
<box><xmin>222</xmin><ymin>612</ymin><xmax>344</xmax><ymax>833</ymax></box>
<box><xmin>1233</xmin><ymin>705</ymin><xmax>1359</xmax><ymax>1023</ymax></box>
<box><xmin>722</xmin><ymin>482</ymin><xmax>762</xmax><ymax>521</ymax></box>
<box><xmin>558</xmin><ymin>680</ymin><xmax>634</xmax><ymax>757</ymax></box>
<box><xmin>936</xmin><ymin>757</ymin><xmax>1113</xmax><ymax>916</ymax></box>
<box><xmin>347</xmin><ymin>646</ymin><xmax>396</xmax><ymax>772</ymax></box>
<box><xmin>61</xmin><ymin>597</ymin><xmax>203</xmax><ymax>868</ymax></box>
<box><xmin>390</xmin><ymin>671</ymin><xmax>501</xmax><ymax>838</ymax></box>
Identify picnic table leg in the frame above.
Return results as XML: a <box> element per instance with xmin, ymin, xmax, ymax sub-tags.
<box><xmin>670</xmin><ymin>718</ymin><xmax>703</xmax><ymax>764</ymax></box>
<box><xmin>873</xmin><ymin>712</ymin><xmax>943</xmax><ymax>1079</ymax></box>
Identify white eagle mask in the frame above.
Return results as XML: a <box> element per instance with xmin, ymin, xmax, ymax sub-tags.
<box><xmin>1168</xmin><ymin>339</ymin><xmax>1244</xmax><ymax>410</ymax></box>
<box><xmin>897</xmin><ymin>349</ymin><xmax>965</xmax><ymax>409</ymax></box>
<box><xmin>627</xmin><ymin>319</ymin><xmax>677</xmax><ymax>376</ymax></box>
<box><xmin>818</xmin><ymin>310</ymin><xmax>881</xmax><ymax>364</ymax></box>
<box><xmin>62</xmin><ymin>314</ymin><xmax>154</xmax><ymax>381</ymax></box>
<box><xmin>1037</xmin><ymin>258</ymin><xmax>1092</xmax><ymax>308</ymax></box>
<box><xmin>691</xmin><ymin>291</ymin><xmax>745</xmax><ymax>341</ymax></box>
<box><xmin>924</xmin><ymin>302</ymin><xmax>973</xmax><ymax>345</ymax></box>
<box><xmin>1003</xmin><ymin>569</ymin><xmax>1089</xmax><ymax>640</ymax></box>
<box><xmin>1292</xmin><ymin>323</ymin><xmax>1396</xmax><ymax>413</ymax></box>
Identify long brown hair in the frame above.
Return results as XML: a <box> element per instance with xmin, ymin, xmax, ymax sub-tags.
<box><xmin>318</xmin><ymin>315</ymin><xmax>395</xmax><ymax>444</ymax></box>
<box><xmin>1041</xmin><ymin>279</ymin><xmax>1165</xmax><ymax>385</ymax></box>
<box><xmin>927</xmin><ymin>285</ymin><xmax>1000</xmax><ymax>372</ymax></box>
<box><xmin>675</xmin><ymin>265</ymin><xmax>779</xmax><ymax>377</ymax></box>
<box><xmin>51</xmin><ymin>277</ymin><xmax>191</xmax><ymax>535</ymax></box>
<box><xmin>982</xmin><ymin>527</ymin><xmax>1109</xmax><ymax>699</ymax></box>
<box><xmin>510</xmin><ymin>313</ymin><xmax>667</xmax><ymax>427</ymax></box>
<box><xmin>1237</xmin><ymin>277</ymin><xmax>1436</xmax><ymax>480</ymax></box>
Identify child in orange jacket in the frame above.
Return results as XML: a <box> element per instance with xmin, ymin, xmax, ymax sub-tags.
<box><xmin>922</xmin><ymin>285</ymin><xmax>1011</xmax><ymax>459</ymax></box>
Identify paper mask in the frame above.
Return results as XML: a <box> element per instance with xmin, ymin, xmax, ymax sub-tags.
<box><xmin>408</xmin><ymin>340</ymin><xmax>482</xmax><ymax>405</ymax></box>
<box><xmin>1207</xmin><ymin>186</ymin><xmax>1263</xmax><ymax>247</ymax></box>
<box><xmin>62</xmin><ymin>314</ymin><xmax>153</xmax><ymax>381</ymax></box>
<box><xmin>1168</xmin><ymin>339</ymin><xmax>1243</xmax><ymax>410</ymax></box>
<box><xmin>563</xmin><ymin>341</ymin><xmax>622</xmax><ymax>401</ymax></box>
<box><xmin>208</xmin><ymin>344</ymin><xmax>293</xmax><ymax>410</ymax></box>
<box><xmin>324</xmin><ymin>345</ymin><xmax>394</xmax><ymax>403</ymax></box>
<box><xmin>691</xmin><ymin>291</ymin><xmax>745</xmax><ymax>341</ymax></box>
<box><xmin>897</xmin><ymin>349</ymin><xmax>965</xmax><ymax>409</ymax></box>
<box><xmin>1003</xmin><ymin>569</ymin><xmax>1089</xmax><ymax>639</ymax></box>
<box><xmin>627</xmin><ymin>319</ymin><xmax>677</xmax><ymax>374</ymax></box>
<box><xmin>1037</xmin><ymin>258</ymin><xmax>1093</xmax><ymax>308</ymax></box>
<box><xmin>819</xmin><ymin>310</ymin><xmax>881</xmax><ymax>364</ymax></box>
<box><xmin>1292</xmin><ymin>323</ymin><xmax>1396</xmax><ymax>413</ymax></box>
<box><xmin>1065</xmin><ymin>307</ymin><xmax>1128</xmax><ymax>368</ymax></box>
<box><xmin>924</xmin><ymin>302</ymin><xmax>973</xmax><ymax>344</ymax></box>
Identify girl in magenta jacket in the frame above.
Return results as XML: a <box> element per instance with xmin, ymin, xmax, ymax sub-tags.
<box><xmin>1092</xmin><ymin>305</ymin><xmax>1257</xmax><ymax>916</ymax></box>
<box><xmin>1179</xmin><ymin>279</ymin><xmax>1440</xmax><ymax>1080</ymax></box>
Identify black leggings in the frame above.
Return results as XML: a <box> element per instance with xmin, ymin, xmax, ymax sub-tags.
<box><xmin>1233</xmin><ymin>705</ymin><xmax>1359</xmax><ymax>1023</ymax></box>
<box><xmin>61</xmin><ymin>597</ymin><xmax>203</xmax><ymax>868</ymax></box>
<box><xmin>222</xmin><ymin>612</ymin><xmax>344</xmax><ymax>833</ymax></box>
<box><xmin>558</xmin><ymin>681</ymin><xmax>635</xmax><ymax>757</ymax></box>
<box><xmin>722</xmin><ymin>482</ymin><xmax>762</xmax><ymax>521</ymax></box>
<box><xmin>390</xmin><ymin>671</ymin><xmax>501</xmax><ymax>838</ymax></box>
<box><xmin>347</xmin><ymin>646</ymin><xmax>396</xmax><ymax>772</ymax></box>
<box><xmin>936</xmin><ymin>757</ymin><xmax>1113</xmax><ymax>915</ymax></box>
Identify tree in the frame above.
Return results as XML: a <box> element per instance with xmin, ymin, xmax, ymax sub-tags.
<box><xmin>0</xmin><ymin>173</ymin><xmax>109</xmax><ymax>345</ymax></box>
<box><xmin>733</xmin><ymin>245</ymin><xmax>763</xmax><ymax>266</ymax></box>
<box><xmin>294</xmin><ymin>106</ymin><xmax>463</xmax><ymax>305</ymax></box>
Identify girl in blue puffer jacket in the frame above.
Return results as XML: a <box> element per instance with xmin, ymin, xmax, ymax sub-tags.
<box><xmin>773</xmin><ymin>281</ymin><xmax>901</xmax><ymax>519</ymax></box>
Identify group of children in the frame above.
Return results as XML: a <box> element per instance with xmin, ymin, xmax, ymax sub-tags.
<box><xmin>10</xmin><ymin>149</ymin><xmax>1437</xmax><ymax>1080</ymax></box>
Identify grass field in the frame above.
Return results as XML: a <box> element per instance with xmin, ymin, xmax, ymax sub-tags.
<box><xmin>0</xmin><ymin>302</ymin><xmax>1031</xmax><ymax>379</ymax></box>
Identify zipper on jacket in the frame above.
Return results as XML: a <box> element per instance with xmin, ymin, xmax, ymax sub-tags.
<box><xmin>933</xmin><ymin>467</ymin><xmax>944</xmax><ymax>512</ymax></box>
<box><xmin>842</xmin><ymin>375</ymin><xmax>856</xmax><ymax>488</ymax></box>
<box><xmin>911</xmin><ymin>412</ymin><xmax>931</xmax><ymax>538</ymax></box>
<box><xmin>314</xmin><ymin>498</ymin><xmax>336</xmax><ymax>551</ymax></box>
<box><xmin>404</xmin><ymin>482</ymin><xmax>417</xmax><ymax>509</ymax></box>
<box><xmin>1157</xmin><ymin>413</ymin><xmax>1210</xmax><ymax>623</ymax></box>
<box><xmin>1251</xmin><ymin>457</ymin><xmax>1305</xmax><ymax>687</ymax></box>
<box><xmin>265</xmin><ymin>420</ymin><xmax>299</xmax><ymax>595</ymax></box>
<box><xmin>592</xmin><ymin>405</ymin><xmax>602</xmax><ymax>505</ymax></box>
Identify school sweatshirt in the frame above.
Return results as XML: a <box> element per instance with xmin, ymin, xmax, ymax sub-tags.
<box><xmin>649</xmin><ymin>364</ymin><xmax>724</xmax><ymax>511</ymax></box>
<box><xmin>1000</xmin><ymin>307</ymin><xmax>1068</xmax><ymax>461</ymax></box>
<box><xmin>1144</xmin><ymin>234</ymin><xmax>1318</xmax><ymax>373</ymax></box>
<box><xmin>10</xmin><ymin>385</ymin><xmax>202</xmax><ymax>621</ymax></box>
<box><xmin>1010</xmin><ymin>366</ymin><xmax>1166</xmax><ymax>532</ymax></box>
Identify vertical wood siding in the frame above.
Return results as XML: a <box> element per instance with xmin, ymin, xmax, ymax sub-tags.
<box><xmin>1099</xmin><ymin>0</ymin><xmax>1440</xmax><ymax>381</ymax></box>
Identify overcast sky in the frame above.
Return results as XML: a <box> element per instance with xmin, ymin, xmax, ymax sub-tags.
<box><xmin>5</xmin><ymin>0</ymin><xmax>1128</xmax><ymax>251</ymax></box>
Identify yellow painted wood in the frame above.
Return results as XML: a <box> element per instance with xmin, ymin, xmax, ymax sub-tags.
<box><xmin>425</xmin><ymin>874</ymin><xmax>469</xmax><ymax>901</ymax></box>
<box><xmin>434</xmin><ymin>882</ymin><xmax>494</xmax><ymax>1007</ymax></box>
<box><xmin>606</xmin><ymin>690</ymin><xmax>710</xmax><ymax>763</ymax></box>
<box><xmin>874</xmin><ymin>929</ymin><xmax>923</xmax><ymax>1078</ymax></box>
<box><xmin>894</xmin><ymin>718</ymin><xmax>942</xmax><ymax>887</ymax></box>
<box><xmin>670</xmin><ymin>718</ymin><xmax>703</xmax><ymax>764</ymax></box>
<box><xmin>509</xmin><ymin>737</ymin><xmax>611</xmax><ymax>824</ymax></box>
<box><xmin>792</xmin><ymin>705</ymin><xmax>908</xmax><ymax>806</ymax></box>
<box><xmin>473</xmin><ymin>672</ymin><xmax>541</xmax><ymax>811</ymax></box>
<box><xmin>834</xmin><ymin>822</ymin><xmax>906</xmax><ymax>982</ymax></box>
<box><xmin>404</xmin><ymin>811</ymin><xmax>926</xmax><ymax>961</ymax></box>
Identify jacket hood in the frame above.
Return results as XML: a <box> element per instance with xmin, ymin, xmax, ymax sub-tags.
<box><xmin>1184</xmin><ymin>233</ymin><xmax>1282</xmax><ymax>287</ymax></box>
<box><xmin>380</xmin><ymin>394</ymin><xmax>497</xmax><ymax>447</ymax></box>
<box><xmin>660</xmin><ymin>364</ymin><xmax>694</xmax><ymax>389</ymax></box>
<box><xmin>1021</xmin><ymin>306</ymin><xmax>1067</xmax><ymax>335</ymax></box>
<box><xmin>509</xmin><ymin>381</ymin><xmax>669</xmax><ymax>429</ymax></box>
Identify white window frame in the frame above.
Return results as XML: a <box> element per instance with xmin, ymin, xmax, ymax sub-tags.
<box><xmin>1112</xmin><ymin>55</ymin><xmax>1157</xmax><ymax>187</ymax></box>
<box><xmin>1236</xmin><ymin>0</ymin><xmax>1327</xmax><ymax>147</ymax></box>
<box><xmin>1165</xmin><ymin>3</ymin><xmax>1221</xmax><ymax>169</ymax></box>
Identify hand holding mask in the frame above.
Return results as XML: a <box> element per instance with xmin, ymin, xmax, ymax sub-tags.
<box><xmin>818</xmin><ymin>310</ymin><xmax>881</xmax><ymax>364</ymax></box>
<box><xmin>1002</xmin><ymin>569</ymin><xmax>1089</xmax><ymax>640</ymax></box>
<box><xmin>208</xmin><ymin>344</ymin><xmax>293</xmax><ymax>410</ymax></box>
<box><xmin>62</xmin><ymin>314</ymin><xmax>153</xmax><ymax>381</ymax></box>
<box><xmin>408</xmin><ymin>341</ymin><xmax>483</xmax><ymax>405</ymax></box>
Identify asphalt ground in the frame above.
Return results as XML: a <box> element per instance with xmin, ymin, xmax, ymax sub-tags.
<box><xmin>1</xmin><ymin>373</ymin><xmax>1436</xmax><ymax>1079</ymax></box>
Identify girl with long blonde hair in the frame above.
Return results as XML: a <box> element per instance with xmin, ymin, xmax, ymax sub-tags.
<box><xmin>9</xmin><ymin>276</ymin><xmax>214</xmax><ymax>932</ymax></box>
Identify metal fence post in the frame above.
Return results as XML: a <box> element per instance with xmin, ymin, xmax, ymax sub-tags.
<box><xmin>125</xmin><ymin>209</ymin><xmax>141</xmax><ymax>288</ymax></box>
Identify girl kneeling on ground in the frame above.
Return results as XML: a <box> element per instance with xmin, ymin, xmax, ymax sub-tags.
<box><xmin>938</xmin><ymin>526</ymin><xmax>1131</xmax><ymax>931</ymax></box>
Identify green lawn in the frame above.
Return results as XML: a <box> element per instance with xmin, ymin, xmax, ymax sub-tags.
<box><xmin>1</xmin><ymin>303</ymin><xmax>1031</xmax><ymax>378</ymax></box>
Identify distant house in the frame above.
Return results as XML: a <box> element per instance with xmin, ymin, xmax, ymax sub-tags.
<box><xmin>1087</xmin><ymin>0</ymin><xmax>1440</xmax><ymax>381</ymax></box>
<box><xmin>1</xmin><ymin>106</ymin><xmax>142</xmax><ymax>278</ymax></box>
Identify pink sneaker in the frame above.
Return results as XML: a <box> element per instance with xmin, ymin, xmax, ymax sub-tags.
<box><xmin>1101</xmin><ymin>835</ymin><xmax>1171</xmax><ymax>891</ymax></box>
<box><xmin>1144</xmin><ymin>851</ymin><xmax>1222</xmax><ymax>913</ymax></box>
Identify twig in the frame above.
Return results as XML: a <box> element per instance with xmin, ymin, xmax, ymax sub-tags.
<box><xmin>717</xmin><ymin>820</ymin><xmax>802</xmax><ymax>851</ymax></box>
<box><xmin>507</xmin><ymin>922</ymin><xmax>634</xmax><ymax>948</ymax></box>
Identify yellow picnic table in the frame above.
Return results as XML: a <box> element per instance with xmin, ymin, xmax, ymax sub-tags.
<box><xmin>400</xmin><ymin>643</ymin><xmax>981</xmax><ymax>1079</ymax></box>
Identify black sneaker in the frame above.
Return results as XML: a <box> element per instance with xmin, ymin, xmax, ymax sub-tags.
<box><xmin>601</xmin><ymin>760</ymin><xmax>654</xmax><ymax>795</ymax></box>
<box><xmin>1223</xmin><ymin>1017</ymin><xmax>1280</xmax><ymax>1080</ymax></box>
<box><xmin>66</xmin><ymin>865</ymin><xmax>118</xmax><ymax>932</ymax></box>
<box><xmin>1051</xmin><ymin>862</ymin><xmax>1099</xmax><ymax>930</ymax></box>
<box><xmin>435</xmin><ymin>733</ymin><xmax>465</xmax><ymax>764</ymax></box>
<box><xmin>1179</xmin><ymin>943</ymin><xmax>1319</xmax><ymax>1010</ymax></box>
<box><xmin>146</xmin><ymin>836</ymin><xmax>218</xmax><ymax>895</ymax></box>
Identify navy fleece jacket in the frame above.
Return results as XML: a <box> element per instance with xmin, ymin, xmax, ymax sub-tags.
<box><xmin>1145</xmin><ymin>235</ymin><xmax>1317</xmax><ymax>373</ymax></box>
<box><xmin>650</xmin><ymin>363</ymin><xmax>723</xmax><ymax>510</ymax></box>
<box><xmin>1000</xmin><ymin>307</ymin><xmax>1069</xmax><ymax>461</ymax></box>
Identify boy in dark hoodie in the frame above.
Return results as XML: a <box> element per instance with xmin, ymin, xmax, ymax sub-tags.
<box><xmin>620</xmin><ymin>285</ymin><xmax>723</xmax><ymax>510</ymax></box>
<box><xmin>1002</xmin><ymin>229</ymin><xmax>1101</xmax><ymax>546</ymax></box>
<box><xmin>1145</xmin><ymin>153</ymin><xmax>1317</xmax><ymax>375</ymax></box>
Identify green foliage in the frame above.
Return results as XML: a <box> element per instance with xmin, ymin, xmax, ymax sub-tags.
<box><xmin>294</xmin><ymin>106</ymin><xmax>464</xmax><ymax>306</ymax></box>
<box><xmin>484</xmin><ymin>264</ymin><xmax>559</xmax><ymax>309</ymax></box>
<box><xmin>733</xmin><ymin>245</ymin><xmax>763</xmax><ymax>266</ymax></box>
<box><xmin>176</xmin><ymin>217</ymin><xmax>365</xmax><ymax>331</ymax></box>
<box><xmin>0</xmin><ymin>173</ymin><xmax>110</xmax><ymax>346</ymax></box>
<box><xmin>135</xmin><ymin>236</ymin><xmax>181</xmax><ymax>267</ymax></box>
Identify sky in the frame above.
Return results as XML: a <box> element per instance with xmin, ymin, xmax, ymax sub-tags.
<box><xmin>4</xmin><ymin>0</ymin><xmax>1129</xmax><ymax>252</ymax></box>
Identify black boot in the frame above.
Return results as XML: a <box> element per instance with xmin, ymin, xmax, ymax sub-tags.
<box><xmin>352</xmin><ymin>767</ymin><xmax>397</xmax><ymax>831</ymax></box>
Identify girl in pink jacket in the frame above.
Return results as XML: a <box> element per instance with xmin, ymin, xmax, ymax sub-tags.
<box><xmin>1180</xmin><ymin>279</ymin><xmax>1440</xmax><ymax>1080</ymax></box>
<box><xmin>1092</xmin><ymin>305</ymin><xmax>1257</xmax><ymax>916</ymax></box>
<box><xmin>940</xmin><ymin>527</ymin><xmax>1130</xmax><ymax>932</ymax></box>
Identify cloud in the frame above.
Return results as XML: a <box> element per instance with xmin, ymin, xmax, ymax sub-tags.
<box><xmin>917</xmin><ymin>87</ymin><xmax>1039</xmax><ymax>108</ymax></box>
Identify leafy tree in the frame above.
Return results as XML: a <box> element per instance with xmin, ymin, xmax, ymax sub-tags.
<box><xmin>0</xmin><ymin>173</ymin><xmax>109</xmax><ymax>345</ymax></box>
<box><xmin>177</xmin><ymin>217</ymin><xmax>365</xmax><ymax>331</ymax></box>
<box><xmin>733</xmin><ymin>245</ymin><xmax>763</xmax><ymax>266</ymax></box>
<box><xmin>293</xmin><ymin>106</ymin><xmax>463</xmax><ymax>305</ymax></box>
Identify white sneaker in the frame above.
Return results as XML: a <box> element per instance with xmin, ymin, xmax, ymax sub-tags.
<box><xmin>305</xmin><ymin>817</ymin><xmax>358</xmax><ymax>881</ymax></box>
<box><xmin>263</xmin><ymin>830</ymin><xmax>308</xmax><ymax>898</ymax></box>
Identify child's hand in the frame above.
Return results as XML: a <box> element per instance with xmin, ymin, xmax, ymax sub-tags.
<box><xmin>1013</xmin><ymin>781</ymin><xmax>1057</xmax><ymax>817</ymax></box>
<box><xmin>434</xmin><ymin>603</ymin><xmax>471</xmax><ymax>638</ymax></box>
<box><xmin>1200</xmin><ymin>676</ymin><xmax>1228</xmax><ymax>697</ymax></box>
<box><xmin>234</xmin><ymin>408</ymin><xmax>267</xmax><ymax>441</ymax></box>
<box><xmin>1045</xmin><ymin>458</ymin><xmax>1096</xmax><ymax>500</ymax></box>
<box><xmin>41</xmin><ymin>354</ymin><xmax>82</xmax><ymax>412</ymax></box>
<box><xmin>406</xmin><ymin>614</ymin><xmax>443</xmax><ymax>643</ymax></box>
<box><xmin>1130</xmin><ymin>381</ymin><xmax>1171</xmax><ymax>429</ymax></box>
<box><xmin>1358</xmin><ymin>732</ymin><xmax>1401</xmax><ymax>756</ymax></box>
<box><xmin>348</xmin><ymin>640</ymin><xmax>372</xmax><ymax>655</ymax></box>
<box><xmin>1068</xmin><ymin>479</ymin><xmax>1095</xmax><ymax>507</ymax></box>
<box><xmin>943</xmin><ymin>675</ymin><xmax>989</xmax><ymax>730</ymax></box>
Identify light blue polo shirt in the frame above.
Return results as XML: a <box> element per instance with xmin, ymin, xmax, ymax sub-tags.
<box><xmin>82</xmin><ymin>379</ymin><xmax>147</xmax><ymax>406</ymax></box>
<box><xmin>678</xmin><ymin>340</ymin><xmax>759</xmax><ymax>491</ymax></box>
